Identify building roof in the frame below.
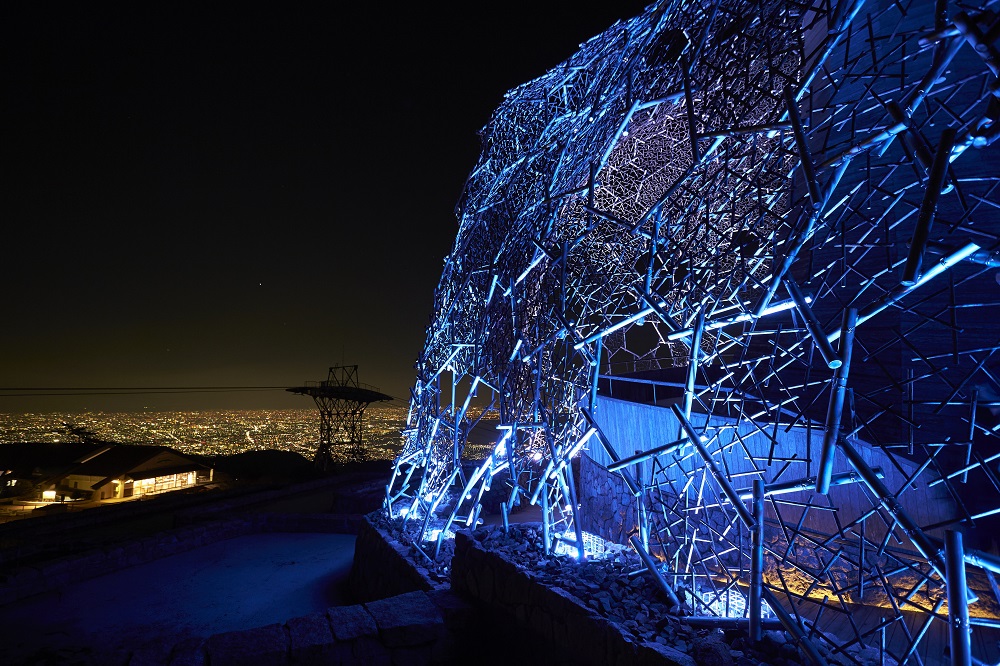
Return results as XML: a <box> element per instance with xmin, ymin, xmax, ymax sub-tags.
<box><xmin>69</xmin><ymin>445</ymin><xmax>210</xmax><ymax>490</ymax></box>
<box><xmin>0</xmin><ymin>442</ymin><xmax>210</xmax><ymax>493</ymax></box>
<box><xmin>0</xmin><ymin>442</ymin><xmax>107</xmax><ymax>477</ymax></box>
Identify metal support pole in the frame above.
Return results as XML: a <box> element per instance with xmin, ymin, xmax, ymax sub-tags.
<box><xmin>581</xmin><ymin>407</ymin><xmax>642</xmax><ymax>496</ymax></box>
<box><xmin>685</xmin><ymin>617</ymin><xmax>783</xmax><ymax>629</ymax></box>
<box><xmin>785</xmin><ymin>86</ymin><xmax>822</xmax><ymax>207</ymax></box>
<box><xmin>737</xmin><ymin>469</ymin><xmax>883</xmax><ymax>500</ymax></box>
<box><xmin>672</xmin><ymin>403</ymin><xmax>754</xmax><ymax>527</ymax></box>
<box><xmin>565</xmin><ymin>458</ymin><xmax>586</xmax><ymax>562</ymax></box>
<box><xmin>963</xmin><ymin>546</ymin><xmax>1000</xmax><ymax>575</ymax></box>
<box><xmin>946</xmin><ymin>530</ymin><xmax>971</xmax><ymax>666</ymax></box>
<box><xmin>902</xmin><ymin>128</ymin><xmax>956</xmax><ymax>285</ymax></box>
<box><xmin>630</xmin><ymin>535</ymin><xmax>681</xmax><ymax>611</ymax></box>
<box><xmin>840</xmin><ymin>438</ymin><xmax>947</xmax><ymax>579</ymax></box>
<box><xmin>827</xmin><ymin>243</ymin><xmax>981</xmax><ymax>344</ymax></box>
<box><xmin>784</xmin><ymin>278</ymin><xmax>841</xmax><ymax>369</ymax></box>
<box><xmin>753</xmin><ymin>158</ymin><xmax>850</xmax><ymax>317</ymax></box>
<box><xmin>858</xmin><ymin>518</ymin><xmax>866</xmax><ymax>602</ymax></box>
<box><xmin>682</xmin><ymin>56</ymin><xmax>699</xmax><ymax>163</ymax></box>
<box><xmin>590</xmin><ymin>337</ymin><xmax>602</xmax><ymax>412</ymax></box>
<box><xmin>607</xmin><ymin>437</ymin><xmax>688</xmax><ymax>471</ymax></box>
<box><xmin>541</xmin><ymin>482</ymin><xmax>551</xmax><ymax>555</ymax></box>
<box><xmin>818</xmin><ymin>308</ymin><xmax>857</xmax><ymax>493</ymax></box>
<box><xmin>761</xmin><ymin>588</ymin><xmax>828</xmax><ymax>666</ymax></box>
<box><xmin>750</xmin><ymin>479</ymin><xmax>765</xmax><ymax>642</ymax></box>
<box><xmin>638</xmin><ymin>498</ymin><xmax>650</xmax><ymax>552</ymax></box>
<box><xmin>685</xmin><ymin>308</ymin><xmax>705</xmax><ymax>419</ymax></box>
<box><xmin>953</xmin><ymin>12</ymin><xmax>1000</xmax><ymax>79</ymax></box>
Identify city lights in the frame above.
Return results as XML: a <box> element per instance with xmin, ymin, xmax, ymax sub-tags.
<box><xmin>0</xmin><ymin>405</ymin><xmax>409</xmax><ymax>462</ymax></box>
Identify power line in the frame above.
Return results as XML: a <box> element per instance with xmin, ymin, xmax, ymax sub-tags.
<box><xmin>0</xmin><ymin>387</ymin><xmax>291</xmax><ymax>397</ymax></box>
<box><xmin>0</xmin><ymin>386</ymin><xmax>409</xmax><ymax>402</ymax></box>
<box><xmin>0</xmin><ymin>386</ymin><xmax>293</xmax><ymax>390</ymax></box>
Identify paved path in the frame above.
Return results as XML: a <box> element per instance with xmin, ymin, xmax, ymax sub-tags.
<box><xmin>0</xmin><ymin>532</ymin><xmax>356</xmax><ymax>661</ymax></box>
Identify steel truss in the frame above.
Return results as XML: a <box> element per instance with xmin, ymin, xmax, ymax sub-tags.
<box><xmin>288</xmin><ymin>365</ymin><xmax>392</xmax><ymax>468</ymax></box>
<box><xmin>387</xmin><ymin>1</ymin><xmax>1000</xmax><ymax>663</ymax></box>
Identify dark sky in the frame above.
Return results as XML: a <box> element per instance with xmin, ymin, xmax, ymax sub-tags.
<box><xmin>1</xmin><ymin>3</ymin><xmax>650</xmax><ymax>413</ymax></box>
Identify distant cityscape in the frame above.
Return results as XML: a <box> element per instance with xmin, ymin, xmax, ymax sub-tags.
<box><xmin>0</xmin><ymin>404</ymin><xmax>411</xmax><ymax>461</ymax></box>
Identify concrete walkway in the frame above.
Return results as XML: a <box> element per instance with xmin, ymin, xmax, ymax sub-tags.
<box><xmin>0</xmin><ymin>532</ymin><xmax>356</xmax><ymax>662</ymax></box>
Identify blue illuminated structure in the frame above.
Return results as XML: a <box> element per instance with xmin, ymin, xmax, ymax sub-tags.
<box><xmin>387</xmin><ymin>2</ymin><xmax>1000</xmax><ymax>663</ymax></box>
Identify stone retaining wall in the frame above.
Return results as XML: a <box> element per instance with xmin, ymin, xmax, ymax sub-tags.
<box><xmin>347</xmin><ymin>513</ymin><xmax>448</xmax><ymax>603</ymax></box>
<box><xmin>579</xmin><ymin>452</ymin><xmax>638</xmax><ymax>546</ymax></box>
<box><xmin>451</xmin><ymin>529</ymin><xmax>696</xmax><ymax>666</ymax></box>
<box><xmin>90</xmin><ymin>589</ymin><xmax>466</xmax><ymax>666</ymax></box>
<box><xmin>178</xmin><ymin>475</ymin><xmax>382</xmax><ymax>520</ymax></box>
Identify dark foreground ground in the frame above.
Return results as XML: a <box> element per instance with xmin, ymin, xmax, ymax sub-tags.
<box><xmin>0</xmin><ymin>532</ymin><xmax>357</xmax><ymax>662</ymax></box>
<box><xmin>0</xmin><ymin>453</ymin><xmax>390</xmax><ymax>665</ymax></box>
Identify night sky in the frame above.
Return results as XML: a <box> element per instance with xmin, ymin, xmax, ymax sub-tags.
<box><xmin>1</xmin><ymin>3</ymin><xmax>650</xmax><ymax>413</ymax></box>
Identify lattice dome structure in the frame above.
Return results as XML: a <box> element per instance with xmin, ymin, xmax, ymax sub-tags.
<box><xmin>386</xmin><ymin>1</ymin><xmax>1000</xmax><ymax>663</ymax></box>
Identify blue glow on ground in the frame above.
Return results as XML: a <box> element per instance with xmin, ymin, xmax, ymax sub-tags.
<box><xmin>0</xmin><ymin>532</ymin><xmax>356</xmax><ymax>660</ymax></box>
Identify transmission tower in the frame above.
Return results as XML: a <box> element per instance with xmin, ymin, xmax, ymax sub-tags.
<box><xmin>288</xmin><ymin>365</ymin><xmax>392</xmax><ymax>469</ymax></box>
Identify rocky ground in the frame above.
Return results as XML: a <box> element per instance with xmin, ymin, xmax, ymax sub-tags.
<box><xmin>376</xmin><ymin>514</ymin><xmax>895</xmax><ymax>666</ymax></box>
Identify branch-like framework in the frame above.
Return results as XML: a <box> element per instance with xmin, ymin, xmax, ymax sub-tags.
<box><xmin>387</xmin><ymin>1</ymin><xmax>1000</xmax><ymax>662</ymax></box>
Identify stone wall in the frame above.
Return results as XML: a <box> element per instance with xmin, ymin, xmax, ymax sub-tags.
<box><xmin>579</xmin><ymin>452</ymin><xmax>638</xmax><ymax>546</ymax></box>
<box><xmin>347</xmin><ymin>513</ymin><xmax>448</xmax><ymax>603</ymax></box>
<box><xmin>450</xmin><ymin>529</ymin><xmax>696</xmax><ymax>666</ymax></box>
<box><xmin>184</xmin><ymin>475</ymin><xmax>384</xmax><ymax>520</ymax></box>
<box><xmin>83</xmin><ymin>589</ymin><xmax>467</xmax><ymax>666</ymax></box>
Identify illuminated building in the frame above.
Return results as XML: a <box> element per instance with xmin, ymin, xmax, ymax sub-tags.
<box><xmin>386</xmin><ymin>0</ymin><xmax>1000</xmax><ymax>662</ymax></box>
<box><xmin>0</xmin><ymin>442</ymin><xmax>212</xmax><ymax>504</ymax></box>
<box><xmin>60</xmin><ymin>445</ymin><xmax>213</xmax><ymax>500</ymax></box>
